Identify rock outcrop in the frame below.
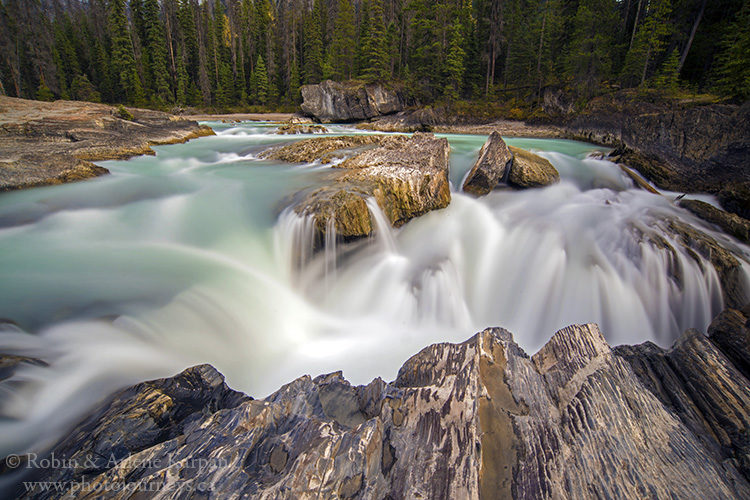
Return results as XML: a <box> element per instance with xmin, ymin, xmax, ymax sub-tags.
<box><xmin>679</xmin><ymin>198</ymin><xmax>750</xmax><ymax>244</ymax></box>
<box><xmin>507</xmin><ymin>146</ymin><xmax>560</xmax><ymax>188</ymax></box>
<box><xmin>462</xmin><ymin>131</ymin><xmax>513</xmax><ymax>196</ymax></box>
<box><xmin>300</xmin><ymin>80</ymin><xmax>406</xmax><ymax>123</ymax></box>
<box><xmin>275</xmin><ymin>123</ymin><xmax>329</xmax><ymax>135</ymax></box>
<box><xmin>0</xmin><ymin>97</ymin><xmax>214</xmax><ymax>191</ymax></box>
<box><xmin>562</xmin><ymin>91</ymin><xmax>750</xmax><ymax>218</ymax></box>
<box><xmin>265</xmin><ymin>133</ymin><xmax>451</xmax><ymax>244</ymax></box>
<box><xmin>11</xmin><ymin>316</ymin><xmax>750</xmax><ymax>499</ymax></box>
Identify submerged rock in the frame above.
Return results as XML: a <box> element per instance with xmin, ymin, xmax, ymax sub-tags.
<box><xmin>0</xmin><ymin>96</ymin><xmax>214</xmax><ymax>191</ymax></box>
<box><xmin>300</xmin><ymin>80</ymin><xmax>406</xmax><ymax>123</ymax></box>
<box><xmin>507</xmin><ymin>146</ymin><xmax>560</xmax><ymax>188</ymax></box>
<box><xmin>462</xmin><ymin>131</ymin><xmax>513</xmax><ymax>196</ymax></box>
<box><xmin>14</xmin><ymin>319</ymin><xmax>750</xmax><ymax>499</ymax></box>
<box><xmin>268</xmin><ymin>133</ymin><xmax>451</xmax><ymax>243</ymax></box>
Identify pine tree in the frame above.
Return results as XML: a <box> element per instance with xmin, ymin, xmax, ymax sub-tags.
<box><xmin>444</xmin><ymin>21</ymin><xmax>466</xmax><ymax>100</ymax></box>
<box><xmin>329</xmin><ymin>0</ymin><xmax>356</xmax><ymax>80</ymax></box>
<box><xmin>108</xmin><ymin>0</ymin><xmax>144</xmax><ymax>104</ymax></box>
<box><xmin>715</xmin><ymin>1</ymin><xmax>750</xmax><ymax>101</ymax></box>
<box><xmin>302</xmin><ymin>0</ymin><xmax>324</xmax><ymax>84</ymax></box>
<box><xmin>361</xmin><ymin>0</ymin><xmax>389</xmax><ymax>82</ymax></box>
<box><xmin>654</xmin><ymin>49</ymin><xmax>680</xmax><ymax>91</ymax></box>
<box><xmin>621</xmin><ymin>0</ymin><xmax>673</xmax><ymax>87</ymax></box>
<box><xmin>565</xmin><ymin>0</ymin><xmax>619</xmax><ymax>95</ymax></box>
<box><xmin>289</xmin><ymin>54</ymin><xmax>301</xmax><ymax>102</ymax></box>
<box><xmin>251</xmin><ymin>54</ymin><xmax>269</xmax><ymax>104</ymax></box>
<box><xmin>143</xmin><ymin>0</ymin><xmax>171</xmax><ymax>104</ymax></box>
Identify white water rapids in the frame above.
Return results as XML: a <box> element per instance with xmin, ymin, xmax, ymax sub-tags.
<box><xmin>0</xmin><ymin>121</ymin><xmax>748</xmax><ymax>459</ymax></box>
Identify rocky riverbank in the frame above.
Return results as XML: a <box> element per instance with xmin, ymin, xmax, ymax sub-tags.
<box><xmin>7</xmin><ymin>308</ymin><xmax>750</xmax><ymax>499</ymax></box>
<box><xmin>299</xmin><ymin>82</ymin><xmax>749</xmax><ymax>220</ymax></box>
<box><xmin>0</xmin><ymin>97</ymin><xmax>214</xmax><ymax>191</ymax></box>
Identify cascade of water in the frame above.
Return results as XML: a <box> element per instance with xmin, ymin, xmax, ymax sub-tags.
<box><xmin>0</xmin><ymin>123</ymin><xmax>748</xmax><ymax>473</ymax></box>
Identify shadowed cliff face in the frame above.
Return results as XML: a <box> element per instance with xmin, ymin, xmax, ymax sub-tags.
<box><xmin>8</xmin><ymin>315</ymin><xmax>750</xmax><ymax>499</ymax></box>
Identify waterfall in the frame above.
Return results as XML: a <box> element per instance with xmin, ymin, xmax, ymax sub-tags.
<box><xmin>0</xmin><ymin>122</ymin><xmax>747</xmax><ymax>467</ymax></box>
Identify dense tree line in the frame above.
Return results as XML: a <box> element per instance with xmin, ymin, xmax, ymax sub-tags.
<box><xmin>0</xmin><ymin>0</ymin><xmax>747</xmax><ymax>110</ymax></box>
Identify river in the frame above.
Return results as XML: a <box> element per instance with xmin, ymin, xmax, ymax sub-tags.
<box><xmin>0</xmin><ymin>121</ymin><xmax>747</xmax><ymax>457</ymax></box>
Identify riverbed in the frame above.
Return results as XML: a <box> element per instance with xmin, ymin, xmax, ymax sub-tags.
<box><xmin>0</xmin><ymin>121</ymin><xmax>747</xmax><ymax>456</ymax></box>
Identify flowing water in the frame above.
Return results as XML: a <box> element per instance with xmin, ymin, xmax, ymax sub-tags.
<box><xmin>0</xmin><ymin>121</ymin><xmax>748</xmax><ymax>460</ymax></box>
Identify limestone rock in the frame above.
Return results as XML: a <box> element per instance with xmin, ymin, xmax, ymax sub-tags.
<box><xmin>14</xmin><ymin>318</ymin><xmax>750</xmax><ymax>499</ymax></box>
<box><xmin>507</xmin><ymin>146</ymin><xmax>560</xmax><ymax>188</ymax></box>
<box><xmin>268</xmin><ymin>133</ymin><xmax>451</xmax><ymax>244</ymax></box>
<box><xmin>300</xmin><ymin>80</ymin><xmax>406</xmax><ymax>123</ymax></box>
<box><xmin>0</xmin><ymin>96</ymin><xmax>214</xmax><ymax>191</ymax></box>
<box><xmin>462</xmin><ymin>131</ymin><xmax>513</xmax><ymax>196</ymax></box>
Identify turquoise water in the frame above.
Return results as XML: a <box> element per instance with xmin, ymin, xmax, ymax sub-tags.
<box><xmin>0</xmin><ymin>121</ymin><xmax>747</xmax><ymax>459</ymax></box>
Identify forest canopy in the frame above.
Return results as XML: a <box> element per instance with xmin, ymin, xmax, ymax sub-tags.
<box><xmin>0</xmin><ymin>0</ymin><xmax>748</xmax><ymax>110</ymax></box>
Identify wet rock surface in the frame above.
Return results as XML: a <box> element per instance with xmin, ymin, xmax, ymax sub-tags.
<box><xmin>507</xmin><ymin>146</ymin><xmax>560</xmax><ymax>188</ymax></box>
<box><xmin>11</xmin><ymin>316</ymin><xmax>750</xmax><ymax>499</ymax></box>
<box><xmin>680</xmin><ymin>198</ymin><xmax>750</xmax><ymax>244</ymax></box>
<box><xmin>462</xmin><ymin>131</ymin><xmax>513</xmax><ymax>196</ymax></box>
<box><xmin>300</xmin><ymin>80</ymin><xmax>406</xmax><ymax>123</ymax></box>
<box><xmin>266</xmin><ymin>133</ymin><xmax>451</xmax><ymax>243</ymax></box>
<box><xmin>565</xmin><ymin>92</ymin><xmax>750</xmax><ymax>218</ymax></box>
<box><xmin>0</xmin><ymin>96</ymin><xmax>214</xmax><ymax>191</ymax></box>
<box><xmin>275</xmin><ymin>123</ymin><xmax>329</xmax><ymax>135</ymax></box>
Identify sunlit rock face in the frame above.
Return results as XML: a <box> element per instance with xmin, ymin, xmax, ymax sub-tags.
<box><xmin>12</xmin><ymin>320</ymin><xmax>750</xmax><ymax>499</ymax></box>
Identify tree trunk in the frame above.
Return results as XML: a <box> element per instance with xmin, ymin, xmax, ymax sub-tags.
<box><xmin>536</xmin><ymin>0</ymin><xmax>547</xmax><ymax>99</ymax></box>
<box><xmin>678</xmin><ymin>0</ymin><xmax>707</xmax><ymax>74</ymax></box>
<box><xmin>629</xmin><ymin>0</ymin><xmax>644</xmax><ymax>51</ymax></box>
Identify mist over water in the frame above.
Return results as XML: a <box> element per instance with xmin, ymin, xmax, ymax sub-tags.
<box><xmin>0</xmin><ymin>121</ymin><xmax>748</xmax><ymax>459</ymax></box>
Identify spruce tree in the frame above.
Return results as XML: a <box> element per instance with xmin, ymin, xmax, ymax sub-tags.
<box><xmin>444</xmin><ymin>21</ymin><xmax>466</xmax><ymax>100</ymax></box>
<box><xmin>251</xmin><ymin>54</ymin><xmax>269</xmax><ymax>105</ymax></box>
<box><xmin>108</xmin><ymin>0</ymin><xmax>144</xmax><ymax>104</ymax></box>
<box><xmin>361</xmin><ymin>0</ymin><xmax>389</xmax><ymax>82</ymax></box>
<box><xmin>143</xmin><ymin>0</ymin><xmax>171</xmax><ymax>104</ymax></box>
<box><xmin>302</xmin><ymin>1</ymin><xmax>324</xmax><ymax>84</ymax></box>
<box><xmin>715</xmin><ymin>1</ymin><xmax>750</xmax><ymax>101</ymax></box>
<box><xmin>329</xmin><ymin>0</ymin><xmax>356</xmax><ymax>80</ymax></box>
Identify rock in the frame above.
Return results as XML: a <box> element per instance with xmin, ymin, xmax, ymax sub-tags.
<box><xmin>259</xmin><ymin>134</ymin><xmax>407</xmax><ymax>164</ymax></box>
<box><xmin>707</xmin><ymin>308</ymin><xmax>750</xmax><ymax>380</ymax></box>
<box><xmin>300</xmin><ymin>80</ymin><xmax>406</xmax><ymax>123</ymax></box>
<box><xmin>507</xmin><ymin>146</ymin><xmax>560</xmax><ymax>188</ymax></box>
<box><xmin>275</xmin><ymin>123</ymin><xmax>329</xmax><ymax>135</ymax></box>
<box><xmin>17</xmin><ymin>319</ymin><xmax>750</xmax><ymax>499</ymax></box>
<box><xmin>564</xmin><ymin>92</ymin><xmax>750</xmax><ymax>218</ymax></box>
<box><xmin>664</xmin><ymin>218</ymin><xmax>748</xmax><ymax>309</ymax></box>
<box><xmin>679</xmin><ymin>199</ymin><xmax>750</xmax><ymax>243</ymax></box>
<box><xmin>0</xmin><ymin>96</ymin><xmax>214</xmax><ymax>191</ymax></box>
<box><xmin>542</xmin><ymin>86</ymin><xmax>575</xmax><ymax>116</ymax></box>
<box><xmin>268</xmin><ymin>133</ymin><xmax>451</xmax><ymax>244</ymax></box>
<box><xmin>461</xmin><ymin>131</ymin><xmax>513</xmax><ymax>196</ymax></box>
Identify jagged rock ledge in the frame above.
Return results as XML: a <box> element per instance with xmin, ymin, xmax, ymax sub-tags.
<box><xmin>7</xmin><ymin>309</ymin><xmax>750</xmax><ymax>499</ymax></box>
<box><xmin>0</xmin><ymin>96</ymin><xmax>214</xmax><ymax>191</ymax></box>
<box><xmin>300</xmin><ymin>80</ymin><xmax>407</xmax><ymax>123</ymax></box>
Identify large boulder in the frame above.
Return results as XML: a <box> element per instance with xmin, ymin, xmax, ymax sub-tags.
<box><xmin>507</xmin><ymin>146</ymin><xmax>560</xmax><ymax>188</ymax></box>
<box><xmin>300</xmin><ymin>80</ymin><xmax>406</xmax><ymax>123</ymax></box>
<box><xmin>16</xmin><ymin>319</ymin><xmax>750</xmax><ymax>499</ymax></box>
<box><xmin>264</xmin><ymin>133</ymin><xmax>451</xmax><ymax>244</ymax></box>
<box><xmin>462</xmin><ymin>131</ymin><xmax>513</xmax><ymax>196</ymax></box>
